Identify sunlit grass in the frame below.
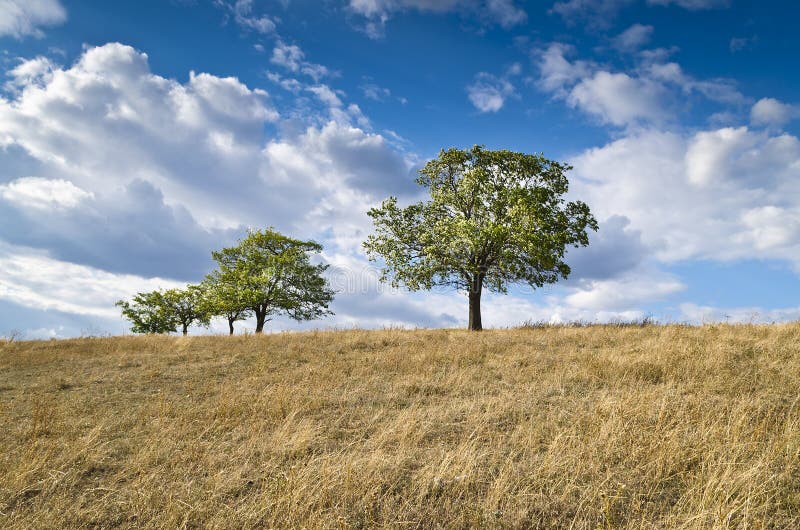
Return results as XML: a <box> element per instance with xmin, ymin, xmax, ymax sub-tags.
<box><xmin>1</xmin><ymin>325</ymin><xmax>800</xmax><ymax>528</ymax></box>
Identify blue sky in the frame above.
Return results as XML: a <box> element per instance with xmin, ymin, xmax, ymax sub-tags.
<box><xmin>1</xmin><ymin>0</ymin><xmax>800</xmax><ymax>337</ymax></box>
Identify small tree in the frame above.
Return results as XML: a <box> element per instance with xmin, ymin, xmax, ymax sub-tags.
<box><xmin>116</xmin><ymin>290</ymin><xmax>178</xmax><ymax>334</ymax></box>
<box><xmin>162</xmin><ymin>285</ymin><xmax>211</xmax><ymax>336</ymax></box>
<box><xmin>211</xmin><ymin>228</ymin><xmax>335</xmax><ymax>333</ymax></box>
<box><xmin>201</xmin><ymin>271</ymin><xmax>252</xmax><ymax>335</ymax></box>
<box><xmin>363</xmin><ymin>145</ymin><xmax>597</xmax><ymax>331</ymax></box>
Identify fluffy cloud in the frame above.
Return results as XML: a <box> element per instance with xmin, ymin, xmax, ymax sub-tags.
<box><xmin>0</xmin><ymin>45</ymin><xmax>377</xmax><ymax>267</ymax></box>
<box><xmin>347</xmin><ymin>0</ymin><xmax>526</xmax><ymax>38</ymax></box>
<box><xmin>0</xmin><ymin>177</ymin><xmax>93</xmax><ymax>210</ymax></box>
<box><xmin>565</xmin><ymin>215</ymin><xmax>649</xmax><ymax>281</ymax></box>
<box><xmin>0</xmin><ymin>0</ymin><xmax>66</xmax><ymax>38</ymax></box>
<box><xmin>568</xmin><ymin>71</ymin><xmax>668</xmax><ymax>126</ymax></box>
<box><xmin>570</xmin><ymin>127</ymin><xmax>800</xmax><ymax>267</ymax></box>
<box><xmin>750</xmin><ymin>97</ymin><xmax>799</xmax><ymax>127</ymax></box>
<box><xmin>467</xmin><ymin>71</ymin><xmax>516</xmax><ymax>113</ymax></box>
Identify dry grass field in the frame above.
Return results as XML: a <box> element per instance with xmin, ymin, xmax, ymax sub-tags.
<box><xmin>2</xmin><ymin>325</ymin><xmax>800</xmax><ymax>529</ymax></box>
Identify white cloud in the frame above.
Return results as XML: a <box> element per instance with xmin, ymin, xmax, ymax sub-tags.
<box><xmin>684</xmin><ymin>127</ymin><xmax>754</xmax><ymax>186</ymax></box>
<box><xmin>751</xmin><ymin>97</ymin><xmax>799</xmax><ymax>127</ymax></box>
<box><xmin>534</xmin><ymin>43</ymin><xmax>745</xmax><ymax>126</ymax></box>
<box><xmin>0</xmin><ymin>243</ymin><xmax>183</xmax><ymax>318</ymax></box>
<box><xmin>485</xmin><ymin>0</ymin><xmax>527</xmax><ymax>26</ymax></box>
<box><xmin>0</xmin><ymin>0</ymin><xmax>66</xmax><ymax>38</ymax></box>
<box><xmin>536</xmin><ymin>43</ymin><xmax>594</xmax><ymax>95</ymax></box>
<box><xmin>570</xmin><ymin>127</ymin><xmax>800</xmax><ymax>267</ymax></box>
<box><xmin>563</xmin><ymin>270</ymin><xmax>685</xmax><ymax>311</ymax></box>
<box><xmin>270</xmin><ymin>41</ymin><xmax>331</xmax><ymax>82</ymax></box>
<box><xmin>0</xmin><ymin>177</ymin><xmax>93</xmax><ymax>210</ymax></box>
<box><xmin>266</xmin><ymin>71</ymin><xmax>303</xmax><ymax>93</ymax></box>
<box><xmin>612</xmin><ymin>23</ymin><xmax>654</xmax><ymax>51</ymax></box>
<box><xmin>231</xmin><ymin>0</ymin><xmax>276</xmax><ymax>33</ymax></box>
<box><xmin>5</xmin><ymin>56</ymin><xmax>55</xmax><ymax>90</ymax></box>
<box><xmin>307</xmin><ymin>84</ymin><xmax>344</xmax><ymax>108</ymax></box>
<box><xmin>568</xmin><ymin>71</ymin><xmax>667</xmax><ymax>126</ymax></box>
<box><xmin>0</xmin><ymin>43</ymin><xmax>279</xmax><ymax>233</ymax></box>
<box><xmin>467</xmin><ymin>71</ymin><xmax>516</xmax><ymax>113</ymax></box>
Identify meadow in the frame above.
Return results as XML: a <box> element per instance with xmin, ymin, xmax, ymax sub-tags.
<box><xmin>1</xmin><ymin>324</ymin><xmax>800</xmax><ymax>528</ymax></box>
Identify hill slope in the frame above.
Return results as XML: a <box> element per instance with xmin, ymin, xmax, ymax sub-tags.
<box><xmin>2</xmin><ymin>326</ymin><xmax>800</xmax><ymax>528</ymax></box>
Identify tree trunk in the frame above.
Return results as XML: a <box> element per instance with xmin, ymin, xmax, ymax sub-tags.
<box><xmin>228</xmin><ymin>317</ymin><xmax>235</xmax><ymax>336</ymax></box>
<box><xmin>468</xmin><ymin>288</ymin><xmax>482</xmax><ymax>331</ymax></box>
<box><xmin>255</xmin><ymin>308</ymin><xmax>266</xmax><ymax>334</ymax></box>
<box><xmin>182</xmin><ymin>323</ymin><xmax>189</xmax><ymax>336</ymax></box>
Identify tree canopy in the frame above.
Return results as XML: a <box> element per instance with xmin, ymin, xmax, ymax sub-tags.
<box><xmin>201</xmin><ymin>270</ymin><xmax>253</xmax><ymax>335</ymax></box>
<box><xmin>116</xmin><ymin>290</ymin><xmax>179</xmax><ymax>334</ymax></box>
<box><xmin>210</xmin><ymin>228</ymin><xmax>335</xmax><ymax>333</ymax></box>
<box><xmin>117</xmin><ymin>286</ymin><xmax>209</xmax><ymax>335</ymax></box>
<box><xmin>363</xmin><ymin>145</ymin><xmax>597</xmax><ymax>331</ymax></box>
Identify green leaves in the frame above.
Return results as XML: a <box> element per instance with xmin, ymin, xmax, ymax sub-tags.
<box><xmin>116</xmin><ymin>291</ymin><xmax>179</xmax><ymax>334</ymax></box>
<box><xmin>364</xmin><ymin>145</ymin><xmax>598</xmax><ymax>329</ymax></box>
<box><xmin>118</xmin><ymin>228</ymin><xmax>335</xmax><ymax>335</ymax></box>
<box><xmin>117</xmin><ymin>285</ymin><xmax>210</xmax><ymax>335</ymax></box>
<box><xmin>208</xmin><ymin>228</ymin><xmax>334</xmax><ymax>332</ymax></box>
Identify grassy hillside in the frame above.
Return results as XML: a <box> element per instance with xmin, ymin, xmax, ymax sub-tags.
<box><xmin>2</xmin><ymin>325</ymin><xmax>800</xmax><ymax>528</ymax></box>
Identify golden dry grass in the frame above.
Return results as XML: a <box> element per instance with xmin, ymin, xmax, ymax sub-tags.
<box><xmin>1</xmin><ymin>325</ymin><xmax>800</xmax><ymax>528</ymax></box>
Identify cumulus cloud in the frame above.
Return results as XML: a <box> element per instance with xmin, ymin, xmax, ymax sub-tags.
<box><xmin>750</xmin><ymin>97</ymin><xmax>799</xmax><ymax>127</ymax></box>
<box><xmin>347</xmin><ymin>0</ymin><xmax>526</xmax><ymax>38</ymax></box>
<box><xmin>0</xmin><ymin>0</ymin><xmax>66</xmax><ymax>38</ymax></box>
<box><xmin>565</xmin><ymin>215</ymin><xmax>649</xmax><ymax>281</ymax></box>
<box><xmin>569</xmin><ymin>127</ymin><xmax>800</xmax><ymax>268</ymax></box>
<box><xmin>568</xmin><ymin>71</ymin><xmax>668</xmax><ymax>126</ymax></box>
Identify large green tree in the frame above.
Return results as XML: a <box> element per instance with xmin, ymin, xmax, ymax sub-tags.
<box><xmin>363</xmin><ymin>145</ymin><xmax>598</xmax><ymax>331</ymax></box>
<box><xmin>211</xmin><ymin>229</ymin><xmax>335</xmax><ymax>333</ymax></box>
<box><xmin>116</xmin><ymin>290</ymin><xmax>178</xmax><ymax>334</ymax></box>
